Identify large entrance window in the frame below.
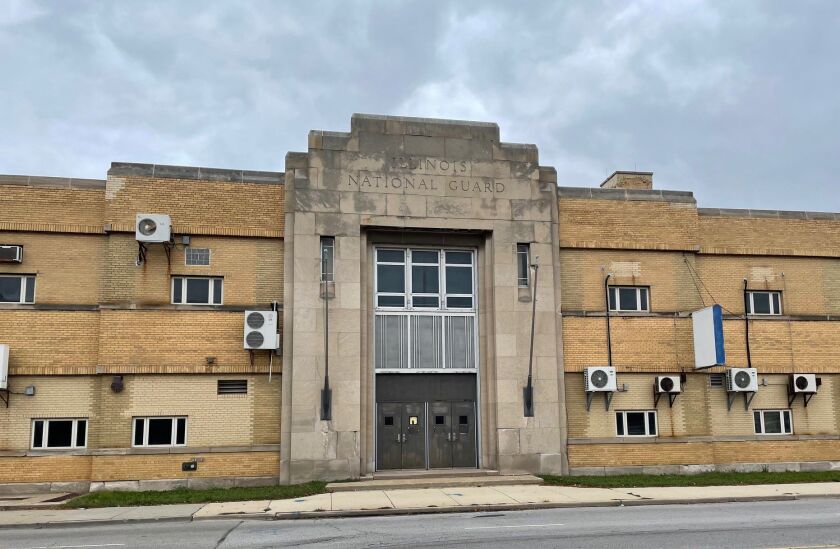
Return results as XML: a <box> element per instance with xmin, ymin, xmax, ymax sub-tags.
<box><xmin>374</xmin><ymin>248</ymin><xmax>476</xmax><ymax>372</ymax></box>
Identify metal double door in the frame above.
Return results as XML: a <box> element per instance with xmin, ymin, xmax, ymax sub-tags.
<box><xmin>376</xmin><ymin>401</ymin><xmax>476</xmax><ymax>470</ymax></box>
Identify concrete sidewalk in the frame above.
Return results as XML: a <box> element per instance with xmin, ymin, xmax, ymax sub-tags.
<box><xmin>2</xmin><ymin>482</ymin><xmax>840</xmax><ymax>528</ymax></box>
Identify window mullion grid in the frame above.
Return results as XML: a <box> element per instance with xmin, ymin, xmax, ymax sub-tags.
<box><xmin>171</xmin><ymin>418</ymin><xmax>177</xmax><ymax>446</ymax></box>
<box><xmin>43</xmin><ymin>420</ymin><xmax>50</xmax><ymax>448</ymax></box>
<box><xmin>70</xmin><ymin>420</ymin><xmax>77</xmax><ymax>449</ymax></box>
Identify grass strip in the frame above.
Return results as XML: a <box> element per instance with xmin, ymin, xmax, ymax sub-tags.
<box><xmin>541</xmin><ymin>470</ymin><xmax>840</xmax><ymax>488</ymax></box>
<box><xmin>63</xmin><ymin>481</ymin><xmax>327</xmax><ymax>509</ymax></box>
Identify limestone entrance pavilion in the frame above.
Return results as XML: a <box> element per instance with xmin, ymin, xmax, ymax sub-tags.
<box><xmin>282</xmin><ymin>115</ymin><xmax>567</xmax><ymax>482</ymax></box>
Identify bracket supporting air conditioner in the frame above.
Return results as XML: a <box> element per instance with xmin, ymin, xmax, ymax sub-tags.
<box><xmin>653</xmin><ymin>385</ymin><xmax>679</xmax><ymax>408</ymax></box>
<box><xmin>0</xmin><ymin>389</ymin><xmax>8</xmax><ymax>408</ymax></box>
<box><xmin>136</xmin><ymin>242</ymin><xmax>148</xmax><ymax>266</ymax></box>
<box><xmin>788</xmin><ymin>391</ymin><xmax>815</xmax><ymax>408</ymax></box>
<box><xmin>163</xmin><ymin>242</ymin><xmax>172</xmax><ymax>271</ymax></box>
<box><xmin>586</xmin><ymin>391</ymin><xmax>614</xmax><ymax>411</ymax></box>
<box><xmin>727</xmin><ymin>391</ymin><xmax>755</xmax><ymax>411</ymax></box>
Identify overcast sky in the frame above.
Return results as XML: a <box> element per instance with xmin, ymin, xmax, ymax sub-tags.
<box><xmin>1</xmin><ymin>1</ymin><xmax>838</xmax><ymax>211</ymax></box>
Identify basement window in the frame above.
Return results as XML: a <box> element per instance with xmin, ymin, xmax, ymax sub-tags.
<box><xmin>217</xmin><ymin>379</ymin><xmax>248</xmax><ymax>395</ymax></box>
<box><xmin>31</xmin><ymin>418</ymin><xmax>87</xmax><ymax>449</ymax></box>
<box><xmin>608</xmin><ymin>286</ymin><xmax>649</xmax><ymax>312</ymax></box>
<box><xmin>0</xmin><ymin>275</ymin><xmax>36</xmax><ymax>304</ymax></box>
<box><xmin>746</xmin><ymin>291</ymin><xmax>782</xmax><ymax>315</ymax></box>
<box><xmin>616</xmin><ymin>410</ymin><xmax>657</xmax><ymax>437</ymax></box>
<box><xmin>754</xmin><ymin>409</ymin><xmax>792</xmax><ymax>435</ymax></box>
<box><xmin>133</xmin><ymin>417</ymin><xmax>187</xmax><ymax>447</ymax></box>
<box><xmin>171</xmin><ymin>276</ymin><xmax>223</xmax><ymax>305</ymax></box>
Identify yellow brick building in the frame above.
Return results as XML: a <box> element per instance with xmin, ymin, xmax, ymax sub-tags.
<box><xmin>0</xmin><ymin>114</ymin><xmax>838</xmax><ymax>492</ymax></box>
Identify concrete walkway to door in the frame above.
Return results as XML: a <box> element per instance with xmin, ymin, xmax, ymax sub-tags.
<box><xmin>4</xmin><ymin>482</ymin><xmax>840</xmax><ymax>527</ymax></box>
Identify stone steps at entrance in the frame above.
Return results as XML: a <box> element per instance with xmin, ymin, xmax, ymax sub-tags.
<box><xmin>326</xmin><ymin>474</ymin><xmax>543</xmax><ymax>492</ymax></box>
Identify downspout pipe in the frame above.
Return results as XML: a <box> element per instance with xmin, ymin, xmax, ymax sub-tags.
<box><xmin>604</xmin><ymin>273</ymin><xmax>613</xmax><ymax>367</ymax></box>
<box><xmin>743</xmin><ymin>278</ymin><xmax>752</xmax><ymax>368</ymax></box>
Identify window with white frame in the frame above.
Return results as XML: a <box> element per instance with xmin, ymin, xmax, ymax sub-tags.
<box><xmin>320</xmin><ymin>236</ymin><xmax>335</xmax><ymax>283</ymax></box>
<box><xmin>754</xmin><ymin>409</ymin><xmax>792</xmax><ymax>435</ymax></box>
<box><xmin>0</xmin><ymin>275</ymin><xmax>35</xmax><ymax>303</ymax></box>
<box><xmin>133</xmin><ymin>417</ymin><xmax>187</xmax><ymax>447</ymax></box>
<box><xmin>185</xmin><ymin>247</ymin><xmax>211</xmax><ymax>266</ymax></box>
<box><xmin>746</xmin><ymin>291</ymin><xmax>782</xmax><ymax>315</ymax></box>
<box><xmin>171</xmin><ymin>276</ymin><xmax>223</xmax><ymax>305</ymax></box>
<box><xmin>608</xmin><ymin>286</ymin><xmax>649</xmax><ymax>312</ymax></box>
<box><xmin>375</xmin><ymin>249</ymin><xmax>476</xmax><ymax>311</ymax></box>
<box><xmin>444</xmin><ymin>251</ymin><xmax>474</xmax><ymax>309</ymax></box>
<box><xmin>616</xmin><ymin>410</ymin><xmax>657</xmax><ymax>437</ymax></box>
<box><xmin>31</xmin><ymin>418</ymin><xmax>87</xmax><ymax>449</ymax></box>
<box><xmin>516</xmin><ymin>244</ymin><xmax>530</xmax><ymax>287</ymax></box>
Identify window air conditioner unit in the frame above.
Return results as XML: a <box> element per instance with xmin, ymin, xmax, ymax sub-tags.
<box><xmin>0</xmin><ymin>245</ymin><xmax>22</xmax><ymax>263</ymax></box>
<box><xmin>791</xmin><ymin>373</ymin><xmax>818</xmax><ymax>394</ymax></box>
<box><xmin>726</xmin><ymin>367</ymin><xmax>758</xmax><ymax>392</ymax></box>
<box><xmin>135</xmin><ymin>214</ymin><xmax>172</xmax><ymax>243</ymax></box>
<box><xmin>0</xmin><ymin>344</ymin><xmax>9</xmax><ymax>390</ymax></box>
<box><xmin>584</xmin><ymin>367</ymin><xmax>617</xmax><ymax>392</ymax></box>
<box><xmin>655</xmin><ymin>375</ymin><xmax>681</xmax><ymax>394</ymax></box>
<box><xmin>243</xmin><ymin>310</ymin><xmax>279</xmax><ymax>350</ymax></box>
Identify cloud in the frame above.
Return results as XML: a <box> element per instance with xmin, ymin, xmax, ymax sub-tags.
<box><xmin>0</xmin><ymin>0</ymin><xmax>837</xmax><ymax>211</ymax></box>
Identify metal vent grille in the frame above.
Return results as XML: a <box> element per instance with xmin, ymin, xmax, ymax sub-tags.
<box><xmin>411</xmin><ymin>315</ymin><xmax>442</xmax><ymax>369</ymax></box>
<box><xmin>709</xmin><ymin>374</ymin><xmax>724</xmax><ymax>387</ymax></box>
<box><xmin>217</xmin><ymin>380</ymin><xmax>247</xmax><ymax>395</ymax></box>
<box><xmin>375</xmin><ymin>313</ymin><xmax>475</xmax><ymax>370</ymax></box>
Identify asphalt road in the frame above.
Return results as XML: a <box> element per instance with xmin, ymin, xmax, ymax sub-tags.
<box><xmin>2</xmin><ymin>499</ymin><xmax>840</xmax><ymax>548</ymax></box>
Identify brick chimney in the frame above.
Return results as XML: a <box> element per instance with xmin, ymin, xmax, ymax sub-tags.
<box><xmin>600</xmin><ymin>171</ymin><xmax>653</xmax><ymax>190</ymax></box>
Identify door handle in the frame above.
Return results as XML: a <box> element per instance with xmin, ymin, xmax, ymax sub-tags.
<box><xmin>402</xmin><ymin>434</ymin><xmax>407</xmax><ymax>442</ymax></box>
<box><xmin>396</xmin><ymin>433</ymin><xmax>401</xmax><ymax>443</ymax></box>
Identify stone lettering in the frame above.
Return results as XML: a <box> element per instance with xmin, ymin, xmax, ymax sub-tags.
<box><xmin>348</xmin><ymin>158</ymin><xmax>503</xmax><ymax>196</ymax></box>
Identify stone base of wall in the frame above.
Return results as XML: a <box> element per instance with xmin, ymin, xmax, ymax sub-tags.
<box><xmin>0</xmin><ymin>475</ymin><xmax>278</xmax><ymax>495</ymax></box>
<box><xmin>570</xmin><ymin>460</ymin><xmax>840</xmax><ymax>476</ymax></box>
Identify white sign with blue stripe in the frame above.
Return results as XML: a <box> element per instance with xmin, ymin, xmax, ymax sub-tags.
<box><xmin>692</xmin><ymin>304</ymin><xmax>726</xmax><ymax>369</ymax></box>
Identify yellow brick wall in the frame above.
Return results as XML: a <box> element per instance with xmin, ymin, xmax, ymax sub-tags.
<box><xmin>104</xmin><ymin>176</ymin><xmax>284</xmax><ymax>237</ymax></box>
<box><xmin>0</xmin><ymin>452</ymin><xmax>279</xmax><ymax>483</ymax></box>
<box><xmin>100</xmin><ymin>234</ymin><xmax>283</xmax><ymax>306</ymax></box>
<box><xmin>90</xmin><ymin>451</ymin><xmax>280</xmax><ymax>481</ymax></box>
<box><xmin>566</xmin><ymin>373</ymin><xmax>839</xmax><ymax>440</ymax></box>
<box><xmin>569</xmin><ymin>440</ymin><xmax>840</xmax><ymax>468</ymax></box>
<box><xmin>559</xmin><ymin>249</ymin><xmax>704</xmax><ymax>313</ymax></box>
<box><xmin>96</xmin><ymin>310</ymin><xmax>278</xmax><ymax>374</ymax></box>
<box><xmin>0</xmin><ymin>185</ymin><xmax>104</xmax><ymax>233</ymax></box>
<box><xmin>558</xmin><ymin>198</ymin><xmax>699</xmax><ymax>251</ymax></box>
<box><xmin>0</xmin><ymin>374</ymin><xmax>281</xmax><ymax>451</ymax></box>
<box><xmin>0</xmin><ymin>312</ymin><xmax>100</xmax><ymax>375</ymax></box>
<box><xmin>563</xmin><ymin>316</ymin><xmax>840</xmax><ymax>374</ymax></box>
<box><xmin>694</xmin><ymin>255</ymin><xmax>840</xmax><ymax>316</ymax></box>
<box><xmin>699</xmin><ymin>214</ymin><xmax>840</xmax><ymax>258</ymax></box>
<box><xmin>0</xmin><ymin>232</ymin><xmax>103</xmax><ymax>304</ymax></box>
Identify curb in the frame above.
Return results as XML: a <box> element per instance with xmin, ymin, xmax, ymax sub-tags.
<box><xmin>1</xmin><ymin>492</ymin><xmax>838</xmax><ymax>529</ymax></box>
<box><xmin>0</xmin><ymin>515</ymin><xmax>193</xmax><ymax>530</ymax></box>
